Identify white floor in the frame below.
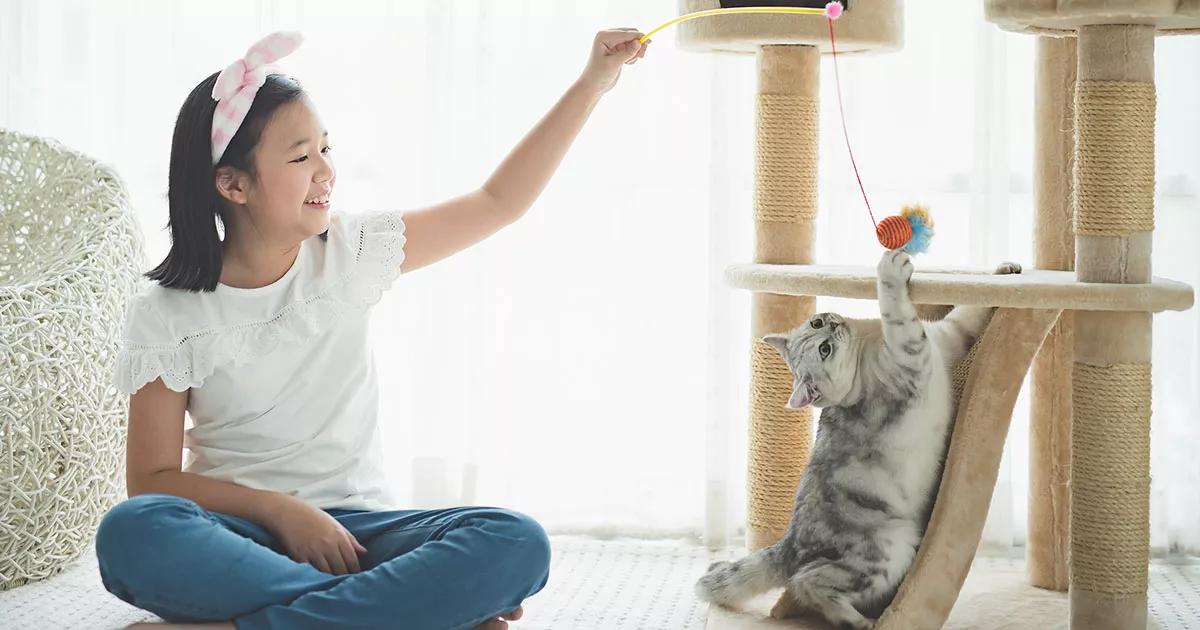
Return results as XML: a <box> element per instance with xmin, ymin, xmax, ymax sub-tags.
<box><xmin>1</xmin><ymin>538</ymin><xmax>1197</xmax><ymax>629</ymax></box>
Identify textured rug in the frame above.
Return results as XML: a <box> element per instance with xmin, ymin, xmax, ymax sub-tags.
<box><xmin>1</xmin><ymin>537</ymin><xmax>1196</xmax><ymax>629</ymax></box>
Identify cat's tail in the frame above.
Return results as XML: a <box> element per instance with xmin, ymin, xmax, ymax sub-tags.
<box><xmin>695</xmin><ymin>544</ymin><xmax>787</xmax><ymax>606</ymax></box>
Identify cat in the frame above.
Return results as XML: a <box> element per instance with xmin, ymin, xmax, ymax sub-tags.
<box><xmin>695</xmin><ymin>250</ymin><xmax>1021</xmax><ymax>630</ymax></box>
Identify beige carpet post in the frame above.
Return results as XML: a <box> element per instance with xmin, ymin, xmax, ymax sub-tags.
<box><xmin>1028</xmin><ymin>34</ymin><xmax>1075</xmax><ymax>593</ymax></box>
<box><xmin>1070</xmin><ymin>24</ymin><xmax>1154</xmax><ymax>630</ymax></box>
<box><xmin>747</xmin><ymin>45</ymin><xmax>818</xmax><ymax>551</ymax></box>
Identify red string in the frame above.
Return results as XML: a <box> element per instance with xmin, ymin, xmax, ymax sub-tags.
<box><xmin>827</xmin><ymin>16</ymin><xmax>876</xmax><ymax>229</ymax></box>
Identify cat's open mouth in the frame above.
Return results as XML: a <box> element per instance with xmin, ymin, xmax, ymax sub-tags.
<box><xmin>804</xmin><ymin>379</ymin><xmax>822</xmax><ymax>403</ymax></box>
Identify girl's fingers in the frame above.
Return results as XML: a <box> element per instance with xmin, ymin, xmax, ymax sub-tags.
<box><xmin>326</xmin><ymin>550</ymin><xmax>350</xmax><ymax>575</ymax></box>
<box><xmin>626</xmin><ymin>40</ymin><xmax>643</xmax><ymax>60</ymax></box>
<box><xmin>601</xmin><ymin>31</ymin><xmax>644</xmax><ymax>47</ymax></box>
<box><xmin>341</xmin><ymin>539</ymin><xmax>363</xmax><ymax>573</ymax></box>
<box><xmin>311</xmin><ymin>555</ymin><xmax>332</xmax><ymax>574</ymax></box>
<box><xmin>602</xmin><ymin>39</ymin><xmax>637</xmax><ymax>57</ymax></box>
<box><xmin>627</xmin><ymin>42</ymin><xmax>648</xmax><ymax>65</ymax></box>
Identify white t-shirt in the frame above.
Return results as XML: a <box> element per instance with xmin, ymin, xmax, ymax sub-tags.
<box><xmin>112</xmin><ymin>209</ymin><xmax>406</xmax><ymax>511</ymax></box>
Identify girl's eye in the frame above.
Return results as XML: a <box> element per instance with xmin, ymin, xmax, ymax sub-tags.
<box><xmin>819</xmin><ymin>341</ymin><xmax>832</xmax><ymax>360</ymax></box>
<box><xmin>291</xmin><ymin>147</ymin><xmax>331</xmax><ymax>163</ymax></box>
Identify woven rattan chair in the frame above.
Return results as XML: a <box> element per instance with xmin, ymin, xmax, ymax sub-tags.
<box><xmin>1</xmin><ymin>128</ymin><xmax>145</xmax><ymax>589</ymax></box>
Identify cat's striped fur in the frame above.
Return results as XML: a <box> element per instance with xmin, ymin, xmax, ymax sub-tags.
<box><xmin>696</xmin><ymin>251</ymin><xmax>1020</xmax><ymax>630</ymax></box>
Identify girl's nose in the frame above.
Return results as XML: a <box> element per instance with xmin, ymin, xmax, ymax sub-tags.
<box><xmin>314</xmin><ymin>155</ymin><xmax>335</xmax><ymax>183</ymax></box>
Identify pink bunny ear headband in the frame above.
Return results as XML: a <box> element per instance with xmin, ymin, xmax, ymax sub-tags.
<box><xmin>210</xmin><ymin>31</ymin><xmax>304</xmax><ymax>164</ymax></box>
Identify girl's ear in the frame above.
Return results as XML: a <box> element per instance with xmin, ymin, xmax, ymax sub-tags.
<box><xmin>215</xmin><ymin>166</ymin><xmax>249</xmax><ymax>205</ymax></box>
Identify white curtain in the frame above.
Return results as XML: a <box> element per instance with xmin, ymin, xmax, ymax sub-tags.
<box><xmin>4</xmin><ymin>0</ymin><xmax>1197</xmax><ymax>556</ymax></box>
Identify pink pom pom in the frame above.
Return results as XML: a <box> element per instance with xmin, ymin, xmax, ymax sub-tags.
<box><xmin>824</xmin><ymin>1</ymin><xmax>844</xmax><ymax>19</ymax></box>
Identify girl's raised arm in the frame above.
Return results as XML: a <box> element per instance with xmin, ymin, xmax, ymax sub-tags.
<box><xmin>400</xmin><ymin>29</ymin><xmax>647</xmax><ymax>273</ymax></box>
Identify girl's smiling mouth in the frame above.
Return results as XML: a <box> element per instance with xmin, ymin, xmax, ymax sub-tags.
<box><xmin>304</xmin><ymin>191</ymin><xmax>331</xmax><ymax>210</ymax></box>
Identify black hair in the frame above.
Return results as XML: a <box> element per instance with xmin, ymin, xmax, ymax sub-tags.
<box><xmin>146</xmin><ymin>71</ymin><xmax>328</xmax><ymax>292</ymax></box>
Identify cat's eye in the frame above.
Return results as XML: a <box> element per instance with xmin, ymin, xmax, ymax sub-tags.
<box><xmin>811</xmin><ymin>318</ymin><xmax>824</xmax><ymax>329</ymax></box>
<box><xmin>819</xmin><ymin>341</ymin><xmax>832</xmax><ymax>360</ymax></box>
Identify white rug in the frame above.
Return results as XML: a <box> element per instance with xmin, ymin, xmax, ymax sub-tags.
<box><xmin>0</xmin><ymin>536</ymin><xmax>738</xmax><ymax>630</ymax></box>
<box><xmin>1</xmin><ymin>538</ymin><xmax>1196</xmax><ymax>629</ymax></box>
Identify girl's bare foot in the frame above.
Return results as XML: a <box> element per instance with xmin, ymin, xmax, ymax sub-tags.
<box><xmin>473</xmin><ymin>605</ymin><xmax>524</xmax><ymax>629</ymax></box>
<box><xmin>126</xmin><ymin>622</ymin><xmax>235</xmax><ymax>629</ymax></box>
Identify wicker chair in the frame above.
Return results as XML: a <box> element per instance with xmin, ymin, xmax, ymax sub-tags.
<box><xmin>1</xmin><ymin>128</ymin><xmax>145</xmax><ymax>589</ymax></box>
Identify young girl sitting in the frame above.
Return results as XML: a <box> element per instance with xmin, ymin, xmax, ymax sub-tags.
<box><xmin>96</xmin><ymin>28</ymin><xmax>649</xmax><ymax>630</ymax></box>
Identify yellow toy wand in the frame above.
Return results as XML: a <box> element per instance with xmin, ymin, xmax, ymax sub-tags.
<box><xmin>639</xmin><ymin>5</ymin><xmax>836</xmax><ymax>44</ymax></box>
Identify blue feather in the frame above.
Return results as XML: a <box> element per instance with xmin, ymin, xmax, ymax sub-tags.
<box><xmin>902</xmin><ymin>213</ymin><xmax>934</xmax><ymax>254</ymax></box>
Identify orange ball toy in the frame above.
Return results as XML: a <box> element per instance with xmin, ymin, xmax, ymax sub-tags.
<box><xmin>876</xmin><ymin>215</ymin><xmax>912</xmax><ymax>250</ymax></box>
<box><xmin>874</xmin><ymin>205</ymin><xmax>935</xmax><ymax>253</ymax></box>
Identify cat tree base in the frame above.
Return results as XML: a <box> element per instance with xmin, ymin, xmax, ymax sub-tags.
<box><xmin>703</xmin><ymin>561</ymin><xmax>1164</xmax><ymax>630</ymax></box>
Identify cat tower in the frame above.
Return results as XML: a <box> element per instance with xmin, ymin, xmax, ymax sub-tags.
<box><xmin>675</xmin><ymin>1</ymin><xmax>1197</xmax><ymax>628</ymax></box>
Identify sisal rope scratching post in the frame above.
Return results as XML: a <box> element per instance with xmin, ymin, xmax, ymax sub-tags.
<box><xmin>985</xmin><ymin>4</ymin><xmax>1200</xmax><ymax>625</ymax></box>
<box><xmin>1070</xmin><ymin>24</ymin><xmax>1155</xmax><ymax>630</ymax></box>
<box><xmin>747</xmin><ymin>45</ymin><xmax>819</xmax><ymax>551</ymax></box>
<box><xmin>1028</xmin><ymin>35</ymin><xmax>1075</xmax><ymax>593</ymax></box>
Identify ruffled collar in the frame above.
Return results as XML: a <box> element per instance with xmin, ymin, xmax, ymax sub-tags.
<box><xmin>112</xmin><ymin>211</ymin><xmax>406</xmax><ymax>394</ymax></box>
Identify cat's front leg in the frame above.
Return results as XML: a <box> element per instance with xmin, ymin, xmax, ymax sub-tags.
<box><xmin>876</xmin><ymin>250</ymin><xmax>929</xmax><ymax>373</ymax></box>
<box><xmin>933</xmin><ymin>261</ymin><xmax>1023</xmax><ymax>366</ymax></box>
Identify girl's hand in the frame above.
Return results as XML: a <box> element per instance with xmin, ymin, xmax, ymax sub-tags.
<box><xmin>579</xmin><ymin>28</ymin><xmax>649</xmax><ymax>95</ymax></box>
<box><xmin>267</xmin><ymin>495</ymin><xmax>368</xmax><ymax>575</ymax></box>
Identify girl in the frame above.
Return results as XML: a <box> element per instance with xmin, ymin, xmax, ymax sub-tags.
<box><xmin>96</xmin><ymin>28</ymin><xmax>649</xmax><ymax>630</ymax></box>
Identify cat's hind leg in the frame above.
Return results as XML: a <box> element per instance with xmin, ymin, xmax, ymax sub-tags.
<box><xmin>783</xmin><ymin>560</ymin><xmax>877</xmax><ymax>630</ymax></box>
<box><xmin>695</xmin><ymin>545</ymin><xmax>787</xmax><ymax>607</ymax></box>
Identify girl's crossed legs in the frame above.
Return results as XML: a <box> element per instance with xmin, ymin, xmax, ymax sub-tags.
<box><xmin>96</xmin><ymin>494</ymin><xmax>551</xmax><ymax>629</ymax></box>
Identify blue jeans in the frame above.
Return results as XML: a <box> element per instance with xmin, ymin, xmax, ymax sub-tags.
<box><xmin>95</xmin><ymin>493</ymin><xmax>551</xmax><ymax>629</ymax></box>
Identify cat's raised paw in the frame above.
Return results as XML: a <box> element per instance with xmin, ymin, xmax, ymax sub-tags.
<box><xmin>877</xmin><ymin>249</ymin><xmax>914</xmax><ymax>287</ymax></box>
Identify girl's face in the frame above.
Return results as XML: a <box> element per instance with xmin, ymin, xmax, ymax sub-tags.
<box><xmin>220</xmin><ymin>96</ymin><xmax>336</xmax><ymax>242</ymax></box>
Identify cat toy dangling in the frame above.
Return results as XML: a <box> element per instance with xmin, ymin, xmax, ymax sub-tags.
<box><xmin>642</xmin><ymin>1</ymin><xmax>934</xmax><ymax>254</ymax></box>
<box><xmin>875</xmin><ymin>205</ymin><xmax>934</xmax><ymax>254</ymax></box>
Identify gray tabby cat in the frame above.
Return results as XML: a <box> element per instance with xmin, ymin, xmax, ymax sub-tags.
<box><xmin>696</xmin><ymin>250</ymin><xmax>1020</xmax><ymax>630</ymax></box>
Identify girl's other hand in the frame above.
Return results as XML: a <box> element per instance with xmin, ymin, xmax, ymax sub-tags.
<box><xmin>579</xmin><ymin>28</ymin><xmax>649</xmax><ymax>95</ymax></box>
<box><xmin>267</xmin><ymin>495</ymin><xmax>368</xmax><ymax>575</ymax></box>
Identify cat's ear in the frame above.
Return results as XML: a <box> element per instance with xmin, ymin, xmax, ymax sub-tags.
<box><xmin>761</xmin><ymin>334</ymin><xmax>789</xmax><ymax>358</ymax></box>
<box><xmin>786</xmin><ymin>381</ymin><xmax>817</xmax><ymax>409</ymax></box>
